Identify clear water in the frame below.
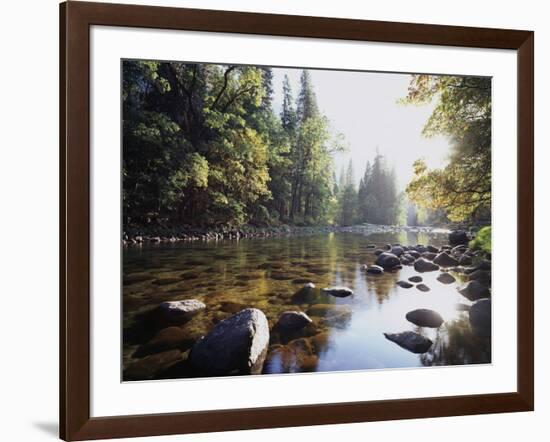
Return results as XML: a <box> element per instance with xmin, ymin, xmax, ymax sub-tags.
<box><xmin>122</xmin><ymin>231</ymin><xmax>491</xmax><ymax>378</ymax></box>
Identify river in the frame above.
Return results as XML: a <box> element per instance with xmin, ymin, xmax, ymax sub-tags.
<box><xmin>122</xmin><ymin>230</ymin><xmax>491</xmax><ymax>379</ymax></box>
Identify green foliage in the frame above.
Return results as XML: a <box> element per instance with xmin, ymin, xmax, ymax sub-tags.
<box><xmin>469</xmin><ymin>226</ymin><xmax>491</xmax><ymax>254</ymax></box>
<box><xmin>402</xmin><ymin>75</ymin><xmax>491</xmax><ymax>223</ymax></box>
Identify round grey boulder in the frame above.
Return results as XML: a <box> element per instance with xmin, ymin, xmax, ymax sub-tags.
<box><xmin>390</xmin><ymin>246</ymin><xmax>405</xmax><ymax>257</ymax></box>
<box><xmin>276</xmin><ymin>311</ymin><xmax>313</xmax><ymax>331</ymax></box>
<box><xmin>406</xmin><ymin>309</ymin><xmax>444</xmax><ymax>328</ymax></box>
<box><xmin>375</xmin><ymin>252</ymin><xmax>401</xmax><ymax>269</ymax></box>
<box><xmin>190</xmin><ymin>308</ymin><xmax>270</xmax><ymax>376</ymax></box>
<box><xmin>458</xmin><ymin>280</ymin><xmax>490</xmax><ymax>301</ymax></box>
<box><xmin>414</xmin><ymin>258</ymin><xmax>440</xmax><ymax>273</ymax></box>
<box><xmin>383</xmin><ymin>331</ymin><xmax>433</xmax><ymax>354</ymax></box>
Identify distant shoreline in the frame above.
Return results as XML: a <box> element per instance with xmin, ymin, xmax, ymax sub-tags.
<box><xmin>122</xmin><ymin>223</ymin><xmax>458</xmax><ymax>245</ymax></box>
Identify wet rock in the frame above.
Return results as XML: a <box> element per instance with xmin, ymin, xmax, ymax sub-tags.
<box><xmin>469</xmin><ymin>269</ymin><xmax>491</xmax><ymax>287</ymax></box>
<box><xmin>275</xmin><ymin>311</ymin><xmax>313</xmax><ymax>331</ymax></box>
<box><xmin>414</xmin><ymin>258</ymin><xmax>439</xmax><ymax>273</ymax></box>
<box><xmin>365</xmin><ymin>265</ymin><xmax>384</xmax><ymax>275</ymax></box>
<box><xmin>406</xmin><ymin>309</ymin><xmax>444</xmax><ymax>328</ymax></box>
<box><xmin>409</xmin><ymin>275</ymin><xmax>423</xmax><ymax>283</ymax></box>
<box><xmin>449</xmin><ymin>230</ymin><xmax>469</xmax><ymax>246</ymax></box>
<box><xmin>321</xmin><ymin>286</ymin><xmax>353</xmax><ymax>297</ymax></box>
<box><xmin>437</xmin><ymin>272</ymin><xmax>456</xmax><ymax>284</ymax></box>
<box><xmin>451</xmin><ymin>244</ymin><xmax>468</xmax><ymax>255</ymax></box>
<box><xmin>155</xmin><ymin>299</ymin><xmax>206</xmax><ymax>325</ymax></box>
<box><xmin>133</xmin><ymin>326</ymin><xmax>196</xmax><ymax>358</ymax></box>
<box><xmin>375</xmin><ymin>252</ymin><xmax>401</xmax><ymax>269</ymax></box>
<box><xmin>124</xmin><ymin>349</ymin><xmax>183</xmax><ymax>381</ymax></box>
<box><xmin>407</xmin><ymin>250</ymin><xmax>421</xmax><ymax>259</ymax></box>
<box><xmin>458</xmin><ymin>280</ymin><xmax>490</xmax><ymax>301</ymax></box>
<box><xmin>400</xmin><ymin>254</ymin><xmax>415</xmax><ymax>265</ymax></box>
<box><xmin>469</xmin><ymin>298</ymin><xmax>491</xmax><ymax>336</ymax></box>
<box><xmin>458</xmin><ymin>254</ymin><xmax>473</xmax><ymax>266</ymax></box>
<box><xmin>366</xmin><ymin>244</ymin><xmax>377</xmax><ymax>249</ymax></box>
<box><xmin>416</xmin><ymin>283</ymin><xmax>430</xmax><ymax>292</ymax></box>
<box><xmin>427</xmin><ymin>245</ymin><xmax>440</xmax><ymax>253</ymax></box>
<box><xmin>383</xmin><ymin>331</ymin><xmax>433</xmax><ymax>354</ymax></box>
<box><xmin>477</xmin><ymin>260</ymin><xmax>492</xmax><ymax>271</ymax></box>
<box><xmin>396</xmin><ymin>280</ymin><xmax>413</xmax><ymax>289</ymax></box>
<box><xmin>422</xmin><ymin>252</ymin><xmax>437</xmax><ymax>261</ymax></box>
<box><xmin>190</xmin><ymin>308</ymin><xmax>270</xmax><ymax>376</ymax></box>
<box><xmin>390</xmin><ymin>246</ymin><xmax>405</xmax><ymax>257</ymax></box>
<box><xmin>292</xmin><ymin>278</ymin><xmax>314</xmax><ymax>285</ymax></box>
<box><xmin>433</xmin><ymin>252</ymin><xmax>459</xmax><ymax>268</ymax></box>
<box><xmin>374</xmin><ymin>249</ymin><xmax>384</xmax><ymax>256</ymax></box>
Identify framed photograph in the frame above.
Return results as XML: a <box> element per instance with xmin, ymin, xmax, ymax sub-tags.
<box><xmin>60</xmin><ymin>1</ymin><xmax>534</xmax><ymax>440</ymax></box>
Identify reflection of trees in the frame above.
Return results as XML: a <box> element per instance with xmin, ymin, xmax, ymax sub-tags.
<box><xmin>366</xmin><ymin>272</ymin><xmax>399</xmax><ymax>304</ymax></box>
<box><xmin>420</xmin><ymin>316</ymin><xmax>491</xmax><ymax>366</ymax></box>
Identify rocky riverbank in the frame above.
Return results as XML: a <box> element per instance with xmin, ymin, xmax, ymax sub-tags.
<box><xmin>122</xmin><ymin>223</ymin><xmax>452</xmax><ymax>245</ymax></box>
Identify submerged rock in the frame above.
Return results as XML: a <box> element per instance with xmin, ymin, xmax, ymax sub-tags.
<box><xmin>321</xmin><ymin>286</ymin><xmax>353</xmax><ymax>297</ymax></box>
<box><xmin>458</xmin><ymin>280</ymin><xmax>490</xmax><ymax>301</ymax></box>
<box><xmin>124</xmin><ymin>349</ymin><xmax>184</xmax><ymax>381</ymax></box>
<box><xmin>291</xmin><ymin>282</ymin><xmax>318</xmax><ymax>304</ymax></box>
<box><xmin>133</xmin><ymin>326</ymin><xmax>196</xmax><ymax>358</ymax></box>
<box><xmin>375</xmin><ymin>252</ymin><xmax>401</xmax><ymax>269</ymax></box>
<box><xmin>155</xmin><ymin>299</ymin><xmax>206</xmax><ymax>325</ymax></box>
<box><xmin>190</xmin><ymin>308</ymin><xmax>269</xmax><ymax>376</ymax></box>
<box><xmin>396</xmin><ymin>280</ymin><xmax>413</xmax><ymax>289</ymax></box>
<box><xmin>383</xmin><ymin>331</ymin><xmax>433</xmax><ymax>354</ymax></box>
<box><xmin>406</xmin><ymin>308</ymin><xmax>444</xmax><ymax>328</ymax></box>
<box><xmin>433</xmin><ymin>252</ymin><xmax>459</xmax><ymax>268</ymax></box>
<box><xmin>414</xmin><ymin>258</ymin><xmax>439</xmax><ymax>273</ymax></box>
<box><xmin>276</xmin><ymin>311</ymin><xmax>313</xmax><ymax>331</ymax></box>
<box><xmin>416</xmin><ymin>283</ymin><xmax>430</xmax><ymax>292</ymax></box>
<box><xmin>437</xmin><ymin>272</ymin><xmax>456</xmax><ymax>284</ymax></box>
<box><xmin>427</xmin><ymin>245</ymin><xmax>440</xmax><ymax>253</ymax></box>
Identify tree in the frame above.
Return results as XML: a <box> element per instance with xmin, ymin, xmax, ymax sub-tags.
<box><xmin>402</xmin><ymin>75</ymin><xmax>491</xmax><ymax>222</ymax></box>
<box><xmin>338</xmin><ymin>160</ymin><xmax>357</xmax><ymax>226</ymax></box>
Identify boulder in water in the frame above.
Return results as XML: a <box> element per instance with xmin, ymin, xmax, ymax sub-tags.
<box><xmin>155</xmin><ymin>299</ymin><xmax>206</xmax><ymax>325</ymax></box>
<box><xmin>437</xmin><ymin>272</ymin><xmax>456</xmax><ymax>284</ymax></box>
<box><xmin>321</xmin><ymin>286</ymin><xmax>353</xmax><ymax>297</ymax></box>
<box><xmin>190</xmin><ymin>308</ymin><xmax>270</xmax><ymax>376</ymax></box>
<box><xmin>396</xmin><ymin>280</ymin><xmax>413</xmax><ymax>289</ymax></box>
<box><xmin>375</xmin><ymin>252</ymin><xmax>401</xmax><ymax>269</ymax></box>
<box><xmin>449</xmin><ymin>230</ymin><xmax>469</xmax><ymax>246</ymax></box>
<box><xmin>275</xmin><ymin>311</ymin><xmax>313</xmax><ymax>331</ymax></box>
<box><xmin>406</xmin><ymin>308</ymin><xmax>444</xmax><ymax>328</ymax></box>
<box><xmin>414</xmin><ymin>258</ymin><xmax>439</xmax><ymax>272</ymax></box>
<box><xmin>458</xmin><ymin>280</ymin><xmax>490</xmax><ymax>301</ymax></box>
<box><xmin>433</xmin><ymin>252</ymin><xmax>459</xmax><ymax>267</ymax></box>
<box><xmin>383</xmin><ymin>331</ymin><xmax>433</xmax><ymax>354</ymax></box>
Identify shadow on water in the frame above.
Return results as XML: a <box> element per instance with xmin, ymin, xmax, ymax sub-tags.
<box><xmin>123</xmin><ymin>231</ymin><xmax>491</xmax><ymax>378</ymax></box>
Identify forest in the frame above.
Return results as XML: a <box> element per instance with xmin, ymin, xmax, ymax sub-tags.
<box><xmin>122</xmin><ymin>61</ymin><xmax>491</xmax><ymax>229</ymax></box>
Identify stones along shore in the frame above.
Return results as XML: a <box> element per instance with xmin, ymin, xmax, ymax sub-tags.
<box><xmin>122</xmin><ymin>223</ymin><xmax>449</xmax><ymax>245</ymax></box>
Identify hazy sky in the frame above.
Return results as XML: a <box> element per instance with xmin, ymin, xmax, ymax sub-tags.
<box><xmin>271</xmin><ymin>68</ymin><xmax>452</xmax><ymax>190</ymax></box>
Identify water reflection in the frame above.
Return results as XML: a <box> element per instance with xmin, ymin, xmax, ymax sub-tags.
<box><xmin>123</xmin><ymin>231</ymin><xmax>490</xmax><ymax>376</ymax></box>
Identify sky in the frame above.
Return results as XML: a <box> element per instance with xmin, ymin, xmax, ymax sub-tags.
<box><xmin>271</xmin><ymin>67</ymin><xmax>452</xmax><ymax>190</ymax></box>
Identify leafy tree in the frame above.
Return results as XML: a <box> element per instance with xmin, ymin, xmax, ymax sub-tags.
<box><xmin>338</xmin><ymin>160</ymin><xmax>357</xmax><ymax>226</ymax></box>
<box><xmin>402</xmin><ymin>75</ymin><xmax>491</xmax><ymax>222</ymax></box>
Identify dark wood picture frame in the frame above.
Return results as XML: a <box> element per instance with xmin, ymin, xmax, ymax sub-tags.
<box><xmin>60</xmin><ymin>1</ymin><xmax>534</xmax><ymax>440</ymax></box>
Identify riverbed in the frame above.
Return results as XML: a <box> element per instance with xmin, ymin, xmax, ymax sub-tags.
<box><xmin>122</xmin><ymin>230</ymin><xmax>491</xmax><ymax>379</ymax></box>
